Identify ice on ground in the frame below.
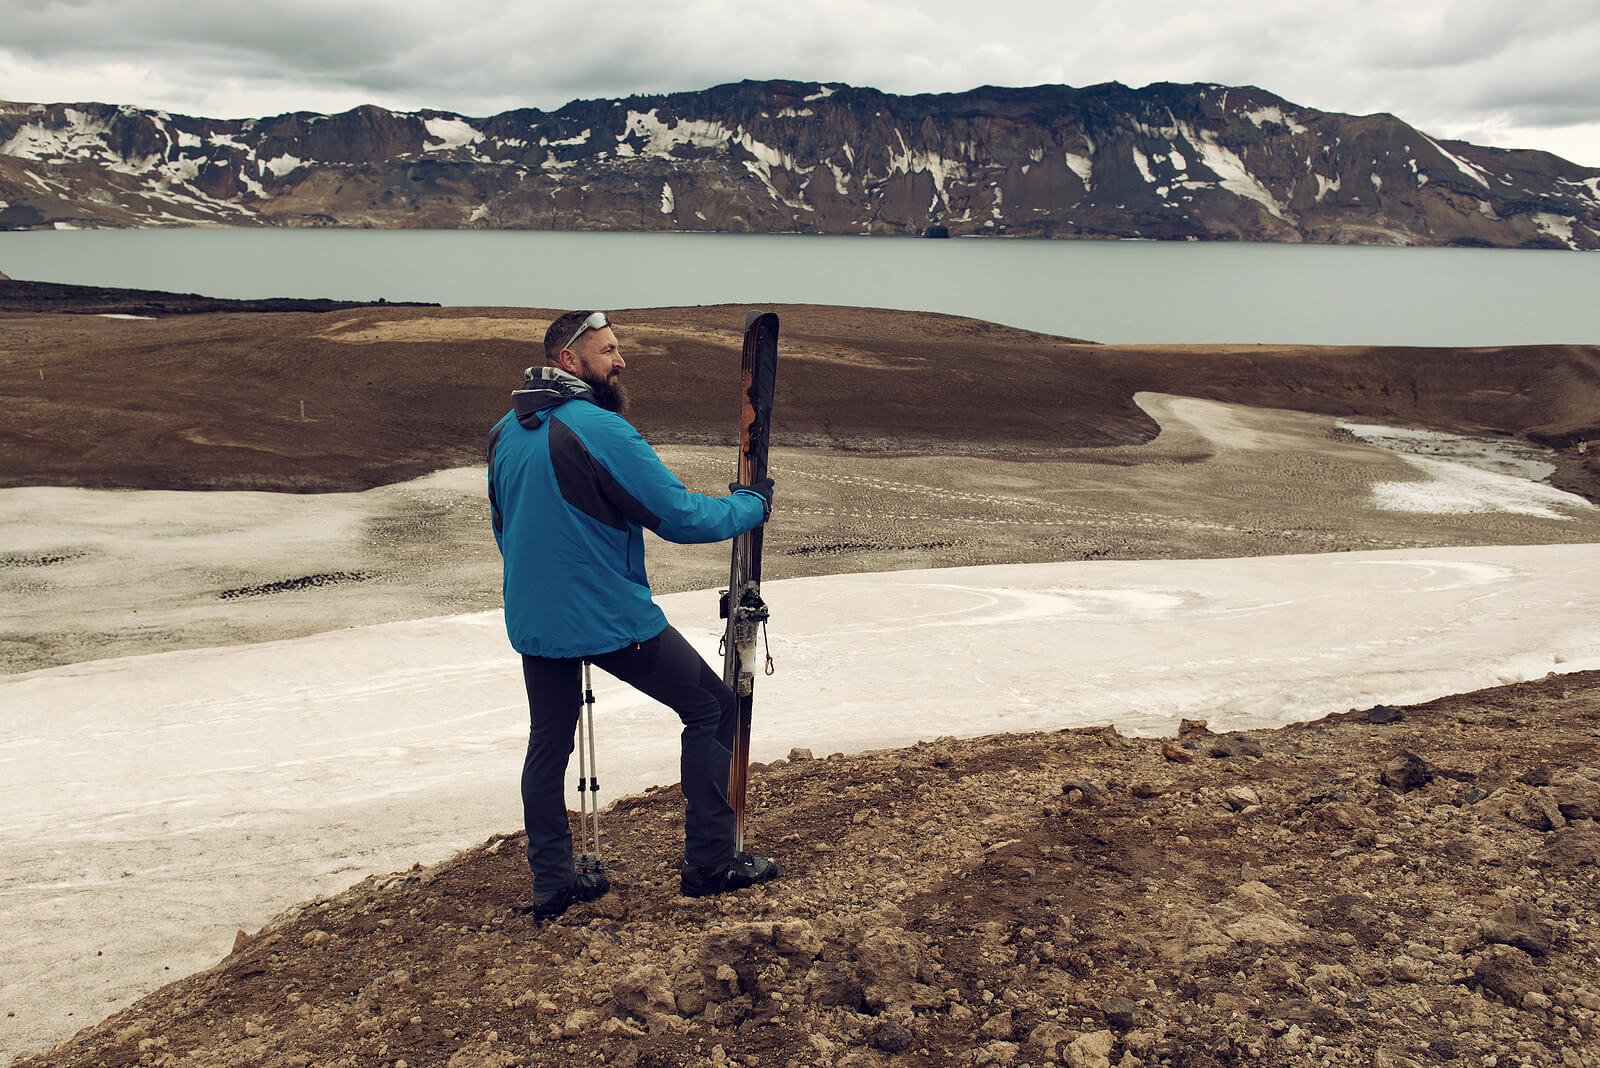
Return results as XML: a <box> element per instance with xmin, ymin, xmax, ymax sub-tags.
<box><xmin>1340</xmin><ymin>422</ymin><xmax>1593</xmax><ymax>518</ymax></box>
<box><xmin>7</xmin><ymin>541</ymin><xmax>1599</xmax><ymax>853</ymax></box>
<box><xmin>1370</xmin><ymin>459</ymin><xmax>1590</xmax><ymax>519</ymax></box>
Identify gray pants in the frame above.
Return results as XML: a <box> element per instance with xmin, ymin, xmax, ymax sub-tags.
<box><xmin>519</xmin><ymin>625</ymin><xmax>737</xmax><ymax>893</ymax></box>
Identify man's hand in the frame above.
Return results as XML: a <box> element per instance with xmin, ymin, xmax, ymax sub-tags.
<box><xmin>730</xmin><ymin>477</ymin><xmax>775</xmax><ymax>520</ymax></box>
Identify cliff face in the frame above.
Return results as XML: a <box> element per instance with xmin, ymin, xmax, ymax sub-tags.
<box><xmin>2</xmin><ymin>80</ymin><xmax>1598</xmax><ymax>248</ymax></box>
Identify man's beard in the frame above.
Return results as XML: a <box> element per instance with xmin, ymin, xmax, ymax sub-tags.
<box><xmin>581</xmin><ymin>371</ymin><xmax>627</xmax><ymax>413</ymax></box>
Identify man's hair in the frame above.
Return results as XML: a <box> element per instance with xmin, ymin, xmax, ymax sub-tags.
<box><xmin>545</xmin><ymin>310</ymin><xmax>598</xmax><ymax>364</ymax></box>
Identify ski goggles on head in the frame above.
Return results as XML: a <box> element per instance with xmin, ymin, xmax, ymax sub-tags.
<box><xmin>562</xmin><ymin>311</ymin><xmax>609</xmax><ymax>352</ymax></box>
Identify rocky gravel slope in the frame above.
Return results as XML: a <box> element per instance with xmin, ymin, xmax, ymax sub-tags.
<box><xmin>17</xmin><ymin>671</ymin><xmax>1600</xmax><ymax>1068</ymax></box>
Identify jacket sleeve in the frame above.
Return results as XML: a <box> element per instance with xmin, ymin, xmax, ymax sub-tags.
<box><xmin>486</xmin><ymin>413</ymin><xmax>512</xmax><ymax>552</ymax></box>
<box><xmin>557</xmin><ymin>408</ymin><xmax>766</xmax><ymax>544</ymax></box>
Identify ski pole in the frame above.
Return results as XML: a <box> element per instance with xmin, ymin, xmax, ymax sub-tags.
<box><xmin>576</xmin><ymin>660</ymin><xmax>604</xmax><ymax>871</ymax></box>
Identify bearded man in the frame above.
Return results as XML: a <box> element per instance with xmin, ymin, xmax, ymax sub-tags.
<box><xmin>487</xmin><ymin>310</ymin><xmax>781</xmax><ymax>920</ymax></box>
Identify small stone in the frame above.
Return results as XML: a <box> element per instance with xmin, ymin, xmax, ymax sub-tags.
<box><xmin>1480</xmin><ymin>904</ymin><xmax>1553</xmax><ymax>956</ymax></box>
<box><xmin>1063</xmin><ymin>1029</ymin><xmax>1116</xmax><ymax>1068</ymax></box>
<box><xmin>1161</xmin><ymin>743</ymin><xmax>1194</xmax><ymax>764</ymax></box>
<box><xmin>561</xmin><ymin>1008</ymin><xmax>600</xmax><ymax>1039</ymax></box>
<box><xmin>1551</xmin><ymin>770</ymin><xmax>1600</xmax><ymax>820</ymax></box>
<box><xmin>1100</xmin><ymin>994</ymin><xmax>1138</xmax><ymax>1029</ymax></box>
<box><xmin>787</xmin><ymin>747</ymin><xmax>813</xmax><ymax>762</ymax></box>
<box><xmin>974</xmin><ymin>1040</ymin><xmax>1019</xmax><ymax>1066</ymax></box>
<box><xmin>1367</xmin><ymin>705</ymin><xmax>1405</xmax><ymax>724</ymax></box>
<box><xmin>1460</xmin><ymin>787</ymin><xmax>1490</xmax><ymax>805</ymax></box>
<box><xmin>1208</xmin><ymin>735</ymin><xmax>1264</xmax><ymax>758</ymax></box>
<box><xmin>1093</xmin><ymin>725</ymin><xmax>1127</xmax><ymax>748</ymax></box>
<box><xmin>1027</xmin><ymin>1021</ymin><xmax>1072</xmax><ymax>1059</ymax></box>
<box><xmin>1222</xmin><ymin>786</ymin><xmax>1261</xmax><ymax>812</ymax></box>
<box><xmin>611</xmin><ymin>965</ymin><xmax>676</xmax><ymax>1019</ymax></box>
<box><xmin>1123</xmin><ymin>1030</ymin><xmax>1157</xmax><ymax>1054</ymax></box>
<box><xmin>872</xmin><ymin>1020</ymin><xmax>913</xmax><ymax>1053</ymax></box>
<box><xmin>1428</xmin><ymin>1038</ymin><xmax>1459</xmax><ymax>1060</ymax></box>
<box><xmin>1469</xmin><ymin>944</ymin><xmax>1542</xmax><ymax>1005</ymax></box>
<box><xmin>1381</xmin><ymin>752</ymin><xmax>1431</xmax><ymax>792</ymax></box>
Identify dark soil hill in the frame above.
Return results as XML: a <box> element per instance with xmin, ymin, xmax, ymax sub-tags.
<box><xmin>16</xmin><ymin>671</ymin><xmax>1600</xmax><ymax>1068</ymax></box>
<box><xmin>2</xmin><ymin>292</ymin><xmax>1597</xmax><ymax>501</ymax></box>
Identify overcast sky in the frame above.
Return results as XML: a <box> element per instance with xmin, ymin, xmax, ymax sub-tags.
<box><xmin>2</xmin><ymin>0</ymin><xmax>1597</xmax><ymax>166</ymax></box>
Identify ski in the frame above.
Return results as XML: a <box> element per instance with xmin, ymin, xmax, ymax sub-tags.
<box><xmin>721</xmin><ymin>310</ymin><xmax>779</xmax><ymax>852</ymax></box>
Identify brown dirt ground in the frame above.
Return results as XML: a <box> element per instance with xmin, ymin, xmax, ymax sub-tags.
<box><xmin>14</xmin><ymin>672</ymin><xmax>1600</xmax><ymax>1068</ymax></box>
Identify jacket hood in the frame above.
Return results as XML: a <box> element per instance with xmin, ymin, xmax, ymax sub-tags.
<box><xmin>512</xmin><ymin>366</ymin><xmax>594</xmax><ymax>427</ymax></box>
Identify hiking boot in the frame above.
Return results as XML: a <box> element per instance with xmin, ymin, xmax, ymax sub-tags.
<box><xmin>680</xmin><ymin>852</ymin><xmax>783</xmax><ymax>898</ymax></box>
<box><xmin>530</xmin><ymin>870</ymin><xmax>611</xmax><ymax>921</ymax></box>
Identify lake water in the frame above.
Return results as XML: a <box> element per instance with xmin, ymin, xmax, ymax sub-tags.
<box><xmin>1</xmin><ymin>228</ymin><xmax>1597</xmax><ymax>346</ymax></box>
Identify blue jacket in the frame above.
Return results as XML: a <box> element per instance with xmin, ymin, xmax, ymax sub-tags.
<box><xmin>488</xmin><ymin>367</ymin><xmax>767</xmax><ymax>658</ymax></box>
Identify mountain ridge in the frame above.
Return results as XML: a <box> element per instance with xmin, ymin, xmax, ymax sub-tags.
<box><xmin>3</xmin><ymin>79</ymin><xmax>1598</xmax><ymax>248</ymax></box>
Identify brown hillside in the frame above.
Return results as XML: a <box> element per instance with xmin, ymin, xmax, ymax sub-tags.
<box><xmin>2</xmin><ymin>297</ymin><xmax>1598</xmax><ymax>502</ymax></box>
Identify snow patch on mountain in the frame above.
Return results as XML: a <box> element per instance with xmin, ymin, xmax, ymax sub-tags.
<box><xmin>1422</xmin><ymin>134</ymin><xmax>1492</xmax><ymax>189</ymax></box>
<box><xmin>1065</xmin><ymin>151</ymin><xmax>1093</xmax><ymax>190</ymax></box>
<box><xmin>261</xmin><ymin>154</ymin><xmax>304</xmax><ymax>178</ymax></box>
<box><xmin>621</xmin><ymin>110</ymin><xmax>730</xmax><ymax>157</ymax></box>
<box><xmin>883</xmin><ymin>132</ymin><xmax>960</xmax><ymax>210</ymax></box>
<box><xmin>1241</xmin><ymin>106</ymin><xmax>1308</xmax><ymax>134</ymax></box>
<box><xmin>741</xmin><ymin>139</ymin><xmax>814</xmax><ymax>211</ymax></box>
<box><xmin>424</xmin><ymin>117</ymin><xmax>481</xmax><ymax>151</ymax></box>
<box><xmin>1533</xmin><ymin>212</ymin><xmax>1578</xmax><ymax>248</ymax></box>
<box><xmin>1132</xmin><ymin>146</ymin><xmax>1154</xmax><ymax>183</ymax></box>
<box><xmin>1179</xmin><ymin>123</ymin><xmax>1288</xmax><ymax>220</ymax></box>
<box><xmin>2</xmin><ymin>108</ymin><xmax>113</xmax><ymax>162</ymax></box>
<box><xmin>826</xmin><ymin>158</ymin><xmax>851</xmax><ymax>195</ymax></box>
<box><xmin>1560</xmin><ymin>176</ymin><xmax>1600</xmax><ymax>203</ymax></box>
<box><xmin>544</xmin><ymin>129</ymin><xmax>591</xmax><ymax>147</ymax></box>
